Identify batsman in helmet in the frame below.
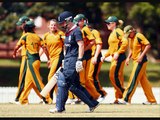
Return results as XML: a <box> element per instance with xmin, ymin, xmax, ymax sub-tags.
<box><xmin>49</xmin><ymin>11</ymin><xmax>99</xmax><ymax>113</ymax></box>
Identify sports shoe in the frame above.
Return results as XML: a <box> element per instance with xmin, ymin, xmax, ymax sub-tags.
<box><xmin>15</xmin><ymin>101</ymin><xmax>21</xmax><ymax>105</ymax></box>
<box><xmin>86</xmin><ymin>103</ymin><xmax>100</xmax><ymax>113</ymax></box>
<box><xmin>38</xmin><ymin>99</ymin><xmax>44</xmax><ymax>104</ymax></box>
<box><xmin>97</xmin><ymin>95</ymin><xmax>106</xmax><ymax>103</ymax></box>
<box><xmin>110</xmin><ymin>100</ymin><xmax>120</xmax><ymax>104</ymax></box>
<box><xmin>142</xmin><ymin>101</ymin><xmax>157</xmax><ymax>105</ymax></box>
<box><xmin>66</xmin><ymin>98</ymin><xmax>75</xmax><ymax>104</ymax></box>
<box><xmin>117</xmin><ymin>99</ymin><xmax>130</xmax><ymax>105</ymax></box>
<box><xmin>71</xmin><ymin>99</ymin><xmax>82</xmax><ymax>105</ymax></box>
<box><xmin>49</xmin><ymin>108</ymin><xmax>66</xmax><ymax>113</ymax></box>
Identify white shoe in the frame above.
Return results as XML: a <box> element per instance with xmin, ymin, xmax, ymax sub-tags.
<box><xmin>49</xmin><ymin>108</ymin><xmax>65</xmax><ymax>113</ymax></box>
<box><xmin>97</xmin><ymin>95</ymin><xmax>105</xmax><ymax>103</ymax></box>
<box><xmin>15</xmin><ymin>101</ymin><xmax>21</xmax><ymax>105</ymax></box>
<box><xmin>118</xmin><ymin>99</ymin><xmax>130</xmax><ymax>105</ymax></box>
<box><xmin>9</xmin><ymin>100</ymin><xmax>20</xmax><ymax>105</ymax></box>
<box><xmin>66</xmin><ymin>98</ymin><xmax>75</xmax><ymax>104</ymax></box>
<box><xmin>142</xmin><ymin>101</ymin><xmax>157</xmax><ymax>105</ymax></box>
<box><xmin>86</xmin><ymin>103</ymin><xmax>100</xmax><ymax>113</ymax></box>
<box><xmin>38</xmin><ymin>99</ymin><xmax>44</xmax><ymax>104</ymax></box>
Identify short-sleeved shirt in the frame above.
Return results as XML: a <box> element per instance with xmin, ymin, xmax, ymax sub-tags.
<box><xmin>43</xmin><ymin>30</ymin><xmax>65</xmax><ymax>59</ymax></box>
<box><xmin>64</xmin><ymin>26</ymin><xmax>83</xmax><ymax>59</ymax></box>
<box><xmin>81</xmin><ymin>26</ymin><xmax>95</xmax><ymax>49</ymax></box>
<box><xmin>105</xmin><ymin>28</ymin><xmax>124</xmax><ymax>57</ymax></box>
<box><xmin>20</xmin><ymin>32</ymin><xmax>44</xmax><ymax>55</ymax></box>
<box><xmin>129</xmin><ymin>32</ymin><xmax>150</xmax><ymax>60</ymax></box>
<box><xmin>91</xmin><ymin>29</ymin><xmax>102</xmax><ymax>56</ymax></box>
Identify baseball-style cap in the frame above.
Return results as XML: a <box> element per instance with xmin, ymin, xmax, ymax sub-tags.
<box><xmin>123</xmin><ymin>25</ymin><xmax>134</xmax><ymax>38</ymax></box>
<box><xmin>16</xmin><ymin>16</ymin><xmax>30</xmax><ymax>26</ymax></box>
<box><xmin>74</xmin><ymin>14</ymin><xmax>86</xmax><ymax>22</ymax></box>
<box><xmin>25</xmin><ymin>20</ymin><xmax>35</xmax><ymax>28</ymax></box>
<box><xmin>105</xmin><ymin>16</ymin><xmax>118</xmax><ymax>23</ymax></box>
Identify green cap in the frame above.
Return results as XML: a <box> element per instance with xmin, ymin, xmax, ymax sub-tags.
<box><xmin>16</xmin><ymin>16</ymin><xmax>30</xmax><ymax>26</ymax></box>
<box><xmin>105</xmin><ymin>16</ymin><xmax>118</xmax><ymax>23</ymax></box>
<box><xmin>25</xmin><ymin>20</ymin><xmax>35</xmax><ymax>28</ymax></box>
<box><xmin>123</xmin><ymin>25</ymin><xmax>134</xmax><ymax>38</ymax></box>
<box><xmin>74</xmin><ymin>14</ymin><xmax>86</xmax><ymax>22</ymax></box>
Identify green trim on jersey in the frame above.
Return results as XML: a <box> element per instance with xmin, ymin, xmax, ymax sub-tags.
<box><xmin>27</xmin><ymin>51</ymin><xmax>41</xmax><ymax>92</ymax></box>
<box><xmin>22</xmin><ymin>35</ymin><xmax>27</xmax><ymax>42</ymax></box>
<box><xmin>116</xmin><ymin>31</ymin><xmax>121</xmax><ymax>40</ymax></box>
<box><xmin>83</xmin><ymin>30</ymin><xmax>88</xmax><ymax>37</ymax></box>
<box><xmin>124</xmin><ymin>59</ymin><xmax>147</xmax><ymax>102</ymax></box>
<box><xmin>114</xmin><ymin>53</ymin><xmax>126</xmax><ymax>93</ymax></box>
<box><xmin>15</xmin><ymin>58</ymin><xmax>27</xmax><ymax>101</ymax></box>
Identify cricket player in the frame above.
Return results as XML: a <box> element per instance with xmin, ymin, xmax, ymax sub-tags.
<box><xmin>14</xmin><ymin>16</ymin><xmax>43</xmax><ymax>104</ymax></box>
<box><xmin>49</xmin><ymin>11</ymin><xmax>99</xmax><ymax>113</ymax></box>
<box><xmin>88</xmin><ymin>23</ymin><xmax>107</xmax><ymax>98</ymax></box>
<box><xmin>13</xmin><ymin>20</ymin><xmax>52</xmax><ymax>105</ymax></box>
<box><xmin>118</xmin><ymin>25</ymin><xmax>157</xmax><ymax>104</ymax></box>
<box><xmin>73</xmin><ymin>14</ymin><xmax>103</xmax><ymax>101</ymax></box>
<box><xmin>42</xmin><ymin>19</ymin><xmax>65</xmax><ymax>101</ymax></box>
<box><xmin>101</xmin><ymin>16</ymin><xmax>128</xmax><ymax>104</ymax></box>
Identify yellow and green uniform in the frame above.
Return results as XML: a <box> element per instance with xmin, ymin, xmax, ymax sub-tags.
<box><xmin>104</xmin><ymin>28</ymin><xmax>128</xmax><ymax>101</ymax></box>
<box><xmin>43</xmin><ymin>30</ymin><xmax>65</xmax><ymax>100</ymax></box>
<box><xmin>89</xmin><ymin>29</ymin><xmax>107</xmax><ymax>97</ymax></box>
<box><xmin>122</xmin><ymin>33</ymin><xmax>157</xmax><ymax>103</ymax></box>
<box><xmin>19</xmin><ymin>32</ymin><xmax>52</xmax><ymax>104</ymax></box>
<box><xmin>15</xmin><ymin>32</ymin><xmax>42</xmax><ymax>102</ymax></box>
<box><xmin>79</xmin><ymin>25</ymin><xmax>101</xmax><ymax>100</ymax></box>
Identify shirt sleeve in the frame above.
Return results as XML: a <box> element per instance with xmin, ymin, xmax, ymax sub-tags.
<box><xmin>75</xmin><ymin>28</ymin><xmax>83</xmax><ymax>42</ymax></box>
<box><xmin>137</xmin><ymin>33</ymin><xmax>150</xmax><ymax>45</ymax></box>
<box><xmin>92</xmin><ymin>29</ymin><xmax>102</xmax><ymax>44</ymax></box>
<box><xmin>82</xmin><ymin>26</ymin><xmax>95</xmax><ymax>40</ymax></box>
<box><xmin>117</xmin><ymin>37</ymin><xmax>128</xmax><ymax>54</ymax></box>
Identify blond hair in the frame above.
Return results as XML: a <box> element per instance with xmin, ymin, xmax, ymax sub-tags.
<box><xmin>117</xmin><ymin>19</ymin><xmax>124</xmax><ymax>27</ymax></box>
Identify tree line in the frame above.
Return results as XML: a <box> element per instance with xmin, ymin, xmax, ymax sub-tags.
<box><xmin>0</xmin><ymin>2</ymin><xmax>159</xmax><ymax>59</ymax></box>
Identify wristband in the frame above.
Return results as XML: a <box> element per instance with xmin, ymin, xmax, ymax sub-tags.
<box><xmin>77</xmin><ymin>58</ymin><xmax>83</xmax><ymax>61</ymax></box>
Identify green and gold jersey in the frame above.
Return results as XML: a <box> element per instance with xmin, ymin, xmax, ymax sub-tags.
<box><xmin>81</xmin><ymin>26</ymin><xmax>95</xmax><ymax>49</ymax></box>
<box><xmin>91</xmin><ymin>29</ymin><xmax>102</xmax><ymax>56</ymax></box>
<box><xmin>20</xmin><ymin>32</ymin><xmax>44</xmax><ymax>55</ymax></box>
<box><xmin>105</xmin><ymin>28</ymin><xmax>124</xmax><ymax>57</ymax></box>
<box><xmin>43</xmin><ymin>30</ymin><xmax>65</xmax><ymax>59</ymax></box>
<box><xmin>129</xmin><ymin>32</ymin><xmax>150</xmax><ymax>60</ymax></box>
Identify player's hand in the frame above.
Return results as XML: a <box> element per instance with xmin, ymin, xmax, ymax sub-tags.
<box><xmin>101</xmin><ymin>56</ymin><xmax>105</xmax><ymax>62</ymax></box>
<box><xmin>136</xmin><ymin>56</ymin><xmax>143</xmax><ymax>63</ymax></box>
<box><xmin>91</xmin><ymin>57</ymin><xmax>97</xmax><ymax>65</ymax></box>
<box><xmin>12</xmin><ymin>52</ymin><xmax>16</xmax><ymax>58</ymax></box>
<box><xmin>113</xmin><ymin>52</ymin><xmax>119</xmax><ymax>61</ymax></box>
<box><xmin>76</xmin><ymin>58</ymin><xmax>83</xmax><ymax>72</ymax></box>
<box><xmin>125</xmin><ymin>57</ymin><xmax>130</xmax><ymax>66</ymax></box>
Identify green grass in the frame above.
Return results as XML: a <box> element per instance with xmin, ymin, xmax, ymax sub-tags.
<box><xmin>0</xmin><ymin>104</ymin><xmax>159</xmax><ymax>117</ymax></box>
<box><xmin>0</xmin><ymin>59</ymin><xmax>160</xmax><ymax>87</ymax></box>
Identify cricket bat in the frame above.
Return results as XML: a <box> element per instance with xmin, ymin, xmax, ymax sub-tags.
<box><xmin>40</xmin><ymin>67</ymin><xmax>62</xmax><ymax>97</ymax></box>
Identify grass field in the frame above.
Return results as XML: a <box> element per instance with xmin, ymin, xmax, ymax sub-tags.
<box><xmin>0</xmin><ymin>59</ymin><xmax>160</xmax><ymax>87</ymax></box>
<box><xmin>0</xmin><ymin>104</ymin><xmax>159</xmax><ymax>118</ymax></box>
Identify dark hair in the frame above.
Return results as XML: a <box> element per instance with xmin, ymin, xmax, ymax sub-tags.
<box><xmin>23</xmin><ymin>25</ymin><xmax>35</xmax><ymax>33</ymax></box>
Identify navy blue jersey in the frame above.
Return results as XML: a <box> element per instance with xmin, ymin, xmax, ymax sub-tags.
<box><xmin>64</xmin><ymin>26</ymin><xmax>83</xmax><ymax>59</ymax></box>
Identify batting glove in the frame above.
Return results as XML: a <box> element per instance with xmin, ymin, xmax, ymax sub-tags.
<box><xmin>76</xmin><ymin>58</ymin><xmax>83</xmax><ymax>72</ymax></box>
